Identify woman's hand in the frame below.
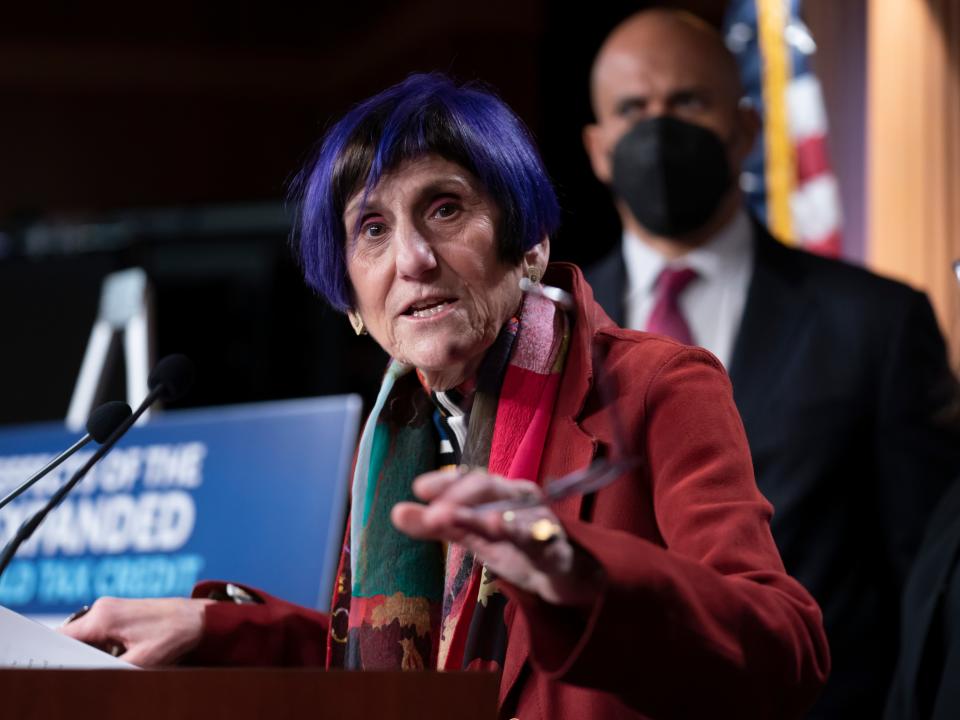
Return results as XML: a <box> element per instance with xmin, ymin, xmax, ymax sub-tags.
<box><xmin>391</xmin><ymin>467</ymin><xmax>600</xmax><ymax>607</ymax></box>
<box><xmin>58</xmin><ymin>596</ymin><xmax>213</xmax><ymax>667</ymax></box>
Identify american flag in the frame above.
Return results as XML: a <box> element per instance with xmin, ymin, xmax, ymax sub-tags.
<box><xmin>723</xmin><ymin>0</ymin><xmax>842</xmax><ymax>256</ymax></box>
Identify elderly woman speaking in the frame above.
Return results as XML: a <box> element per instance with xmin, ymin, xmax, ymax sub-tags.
<box><xmin>63</xmin><ymin>74</ymin><xmax>829</xmax><ymax>718</ymax></box>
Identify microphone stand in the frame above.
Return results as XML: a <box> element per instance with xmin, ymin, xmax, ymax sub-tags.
<box><xmin>0</xmin><ymin>436</ymin><xmax>92</xmax><ymax>511</ymax></box>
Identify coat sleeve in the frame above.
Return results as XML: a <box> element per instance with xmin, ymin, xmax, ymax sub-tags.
<box><xmin>874</xmin><ymin>291</ymin><xmax>960</xmax><ymax>583</ymax></box>
<box><xmin>181</xmin><ymin>580</ymin><xmax>329</xmax><ymax>666</ymax></box>
<box><xmin>503</xmin><ymin>346</ymin><xmax>830</xmax><ymax>719</ymax></box>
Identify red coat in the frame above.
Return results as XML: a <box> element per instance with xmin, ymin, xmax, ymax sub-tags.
<box><xmin>187</xmin><ymin>263</ymin><xmax>829</xmax><ymax>719</ymax></box>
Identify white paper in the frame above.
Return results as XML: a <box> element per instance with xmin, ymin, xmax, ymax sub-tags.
<box><xmin>0</xmin><ymin>604</ymin><xmax>135</xmax><ymax>669</ymax></box>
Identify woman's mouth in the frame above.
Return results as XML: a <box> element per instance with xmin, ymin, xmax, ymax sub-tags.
<box><xmin>404</xmin><ymin>298</ymin><xmax>457</xmax><ymax>319</ymax></box>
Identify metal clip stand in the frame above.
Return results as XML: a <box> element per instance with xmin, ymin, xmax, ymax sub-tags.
<box><xmin>65</xmin><ymin>268</ymin><xmax>154</xmax><ymax>431</ymax></box>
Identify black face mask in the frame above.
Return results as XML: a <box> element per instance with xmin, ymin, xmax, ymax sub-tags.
<box><xmin>611</xmin><ymin>116</ymin><xmax>733</xmax><ymax>238</ymax></box>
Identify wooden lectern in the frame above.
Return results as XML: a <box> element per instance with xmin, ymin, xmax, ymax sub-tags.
<box><xmin>0</xmin><ymin>668</ymin><xmax>499</xmax><ymax>719</ymax></box>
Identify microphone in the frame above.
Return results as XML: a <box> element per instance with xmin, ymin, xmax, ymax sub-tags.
<box><xmin>0</xmin><ymin>401</ymin><xmax>132</xmax><ymax>512</ymax></box>
<box><xmin>0</xmin><ymin>354</ymin><xmax>195</xmax><ymax>579</ymax></box>
<box><xmin>148</xmin><ymin>353</ymin><xmax>195</xmax><ymax>404</ymax></box>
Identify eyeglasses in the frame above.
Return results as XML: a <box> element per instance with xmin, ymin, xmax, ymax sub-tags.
<box><xmin>470</xmin><ymin>279</ymin><xmax>638</xmax><ymax>514</ymax></box>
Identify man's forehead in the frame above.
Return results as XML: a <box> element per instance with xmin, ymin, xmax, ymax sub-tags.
<box><xmin>596</xmin><ymin>45</ymin><xmax>707</xmax><ymax>99</ymax></box>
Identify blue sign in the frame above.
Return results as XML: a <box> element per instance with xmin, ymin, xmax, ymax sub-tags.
<box><xmin>0</xmin><ymin>396</ymin><xmax>361</xmax><ymax>619</ymax></box>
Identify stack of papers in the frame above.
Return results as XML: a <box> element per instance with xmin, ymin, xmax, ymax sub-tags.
<box><xmin>0</xmin><ymin>604</ymin><xmax>134</xmax><ymax>669</ymax></box>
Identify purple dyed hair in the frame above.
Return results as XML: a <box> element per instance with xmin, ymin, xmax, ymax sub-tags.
<box><xmin>289</xmin><ymin>73</ymin><xmax>561</xmax><ymax>311</ymax></box>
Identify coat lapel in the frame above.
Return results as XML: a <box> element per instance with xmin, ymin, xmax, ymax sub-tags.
<box><xmin>540</xmin><ymin>263</ymin><xmax>607</xmax><ymax>517</ymax></box>
<box><xmin>498</xmin><ymin>263</ymin><xmax>601</xmax><ymax>705</ymax></box>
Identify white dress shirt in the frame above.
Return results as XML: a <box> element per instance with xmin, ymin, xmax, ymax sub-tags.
<box><xmin>622</xmin><ymin>210</ymin><xmax>753</xmax><ymax>369</ymax></box>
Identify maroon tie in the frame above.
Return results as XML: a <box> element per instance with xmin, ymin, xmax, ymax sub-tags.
<box><xmin>645</xmin><ymin>266</ymin><xmax>698</xmax><ymax>344</ymax></box>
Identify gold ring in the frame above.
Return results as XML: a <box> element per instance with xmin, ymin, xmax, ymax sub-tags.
<box><xmin>529</xmin><ymin>517</ymin><xmax>561</xmax><ymax>543</ymax></box>
<box><xmin>329</xmin><ymin>607</ymin><xmax>349</xmax><ymax>644</ymax></box>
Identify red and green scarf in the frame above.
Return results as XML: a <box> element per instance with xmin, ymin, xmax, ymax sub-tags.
<box><xmin>326</xmin><ymin>290</ymin><xmax>569</xmax><ymax>671</ymax></box>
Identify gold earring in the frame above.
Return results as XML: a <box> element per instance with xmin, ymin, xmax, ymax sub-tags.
<box><xmin>347</xmin><ymin>310</ymin><xmax>367</xmax><ymax>336</ymax></box>
<box><xmin>526</xmin><ymin>264</ymin><xmax>541</xmax><ymax>285</ymax></box>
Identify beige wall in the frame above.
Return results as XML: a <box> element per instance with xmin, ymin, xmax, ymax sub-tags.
<box><xmin>867</xmin><ymin>0</ymin><xmax>960</xmax><ymax>361</ymax></box>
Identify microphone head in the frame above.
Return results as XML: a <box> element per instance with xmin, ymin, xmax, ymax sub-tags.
<box><xmin>148</xmin><ymin>354</ymin><xmax>196</xmax><ymax>402</ymax></box>
<box><xmin>86</xmin><ymin>401</ymin><xmax>133</xmax><ymax>443</ymax></box>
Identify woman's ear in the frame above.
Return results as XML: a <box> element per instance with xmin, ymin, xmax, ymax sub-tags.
<box><xmin>522</xmin><ymin>237</ymin><xmax>551</xmax><ymax>281</ymax></box>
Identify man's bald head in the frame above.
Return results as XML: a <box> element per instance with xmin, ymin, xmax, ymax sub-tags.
<box><xmin>582</xmin><ymin>7</ymin><xmax>759</xmax><ymax>251</ymax></box>
<box><xmin>589</xmin><ymin>9</ymin><xmax>744</xmax><ymax>119</ymax></box>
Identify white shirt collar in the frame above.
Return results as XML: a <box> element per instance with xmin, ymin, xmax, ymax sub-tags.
<box><xmin>622</xmin><ymin>209</ymin><xmax>752</xmax><ymax>298</ymax></box>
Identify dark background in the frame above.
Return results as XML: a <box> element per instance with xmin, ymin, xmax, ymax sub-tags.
<box><xmin>0</xmin><ymin>0</ymin><xmax>835</xmax><ymax>424</ymax></box>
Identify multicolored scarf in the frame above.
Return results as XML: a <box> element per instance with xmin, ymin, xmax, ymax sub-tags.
<box><xmin>326</xmin><ymin>290</ymin><xmax>569</xmax><ymax>671</ymax></box>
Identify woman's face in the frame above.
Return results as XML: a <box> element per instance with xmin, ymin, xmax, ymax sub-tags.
<box><xmin>343</xmin><ymin>154</ymin><xmax>545</xmax><ymax>389</ymax></box>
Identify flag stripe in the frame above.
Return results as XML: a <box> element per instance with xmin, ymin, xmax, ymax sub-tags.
<box><xmin>794</xmin><ymin>135</ymin><xmax>831</xmax><ymax>181</ymax></box>
<box><xmin>757</xmin><ymin>0</ymin><xmax>797</xmax><ymax>244</ymax></box>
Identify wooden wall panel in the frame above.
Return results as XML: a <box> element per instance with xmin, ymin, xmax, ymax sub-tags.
<box><xmin>867</xmin><ymin>0</ymin><xmax>960</xmax><ymax>360</ymax></box>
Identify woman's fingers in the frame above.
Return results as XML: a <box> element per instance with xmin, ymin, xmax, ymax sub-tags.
<box><xmin>60</xmin><ymin>596</ymin><xmax>126</xmax><ymax>648</ymax></box>
<box><xmin>410</xmin><ymin>467</ymin><xmax>464</xmax><ymax>501</ymax></box>
<box><xmin>395</xmin><ymin>468</ymin><xmax>569</xmax><ymax>568</ymax></box>
<box><xmin>395</xmin><ymin>468</ymin><xmax>545</xmax><ymax>542</ymax></box>
<box><xmin>392</xmin><ymin>498</ymin><xmax>490</xmax><ymax>545</ymax></box>
<box><xmin>391</xmin><ymin>501</ymin><xmax>434</xmax><ymax>539</ymax></box>
<box><xmin>58</xmin><ymin>597</ymin><xmax>212</xmax><ymax>667</ymax></box>
<box><xmin>413</xmin><ymin>467</ymin><xmax>543</xmax><ymax>508</ymax></box>
<box><xmin>454</xmin><ymin>505</ymin><xmax>566</xmax><ymax>559</ymax></box>
<box><xmin>394</xmin><ymin>468</ymin><xmax>599</xmax><ymax>607</ymax></box>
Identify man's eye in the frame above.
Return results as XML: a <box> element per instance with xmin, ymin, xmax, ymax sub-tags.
<box><xmin>674</xmin><ymin>93</ymin><xmax>707</xmax><ymax>111</ymax></box>
<box><xmin>616</xmin><ymin>99</ymin><xmax>647</xmax><ymax>119</ymax></box>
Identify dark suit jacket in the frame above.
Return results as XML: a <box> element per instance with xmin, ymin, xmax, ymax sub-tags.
<box><xmin>886</xmin><ymin>477</ymin><xmax>960</xmax><ymax>720</ymax></box>
<box><xmin>586</xmin><ymin>225</ymin><xmax>960</xmax><ymax>717</ymax></box>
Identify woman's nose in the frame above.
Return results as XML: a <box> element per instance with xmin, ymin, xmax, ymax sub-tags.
<box><xmin>395</xmin><ymin>225</ymin><xmax>437</xmax><ymax>278</ymax></box>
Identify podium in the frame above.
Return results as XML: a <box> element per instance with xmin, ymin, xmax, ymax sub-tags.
<box><xmin>0</xmin><ymin>668</ymin><xmax>499</xmax><ymax>719</ymax></box>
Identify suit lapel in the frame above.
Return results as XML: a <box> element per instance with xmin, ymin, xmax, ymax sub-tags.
<box><xmin>899</xmin><ymin>482</ymin><xmax>960</xmax><ymax>700</ymax></box>
<box><xmin>584</xmin><ymin>249</ymin><xmax>627</xmax><ymax>327</ymax></box>
<box><xmin>728</xmin><ymin>225</ymin><xmax>811</xmax><ymax>423</ymax></box>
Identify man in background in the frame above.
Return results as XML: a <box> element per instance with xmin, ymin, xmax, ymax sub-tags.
<box><xmin>583</xmin><ymin>9</ymin><xmax>960</xmax><ymax>716</ymax></box>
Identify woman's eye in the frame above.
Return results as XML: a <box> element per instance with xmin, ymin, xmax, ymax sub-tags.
<box><xmin>362</xmin><ymin>222</ymin><xmax>386</xmax><ymax>238</ymax></box>
<box><xmin>432</xmin><ymin>202</ymin><xmax>459</xmax><ymax>219</ymax></box>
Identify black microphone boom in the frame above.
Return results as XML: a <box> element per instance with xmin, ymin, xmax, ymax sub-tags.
<box><xmin>0</xmin><ymin>401</ymin><xmax>132</xmax><ymax>512</ymax></box>
<box><xmin>0</xmin><ymin>355</ymin><xmax>195</xmax><ymax>579</ymax></box>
